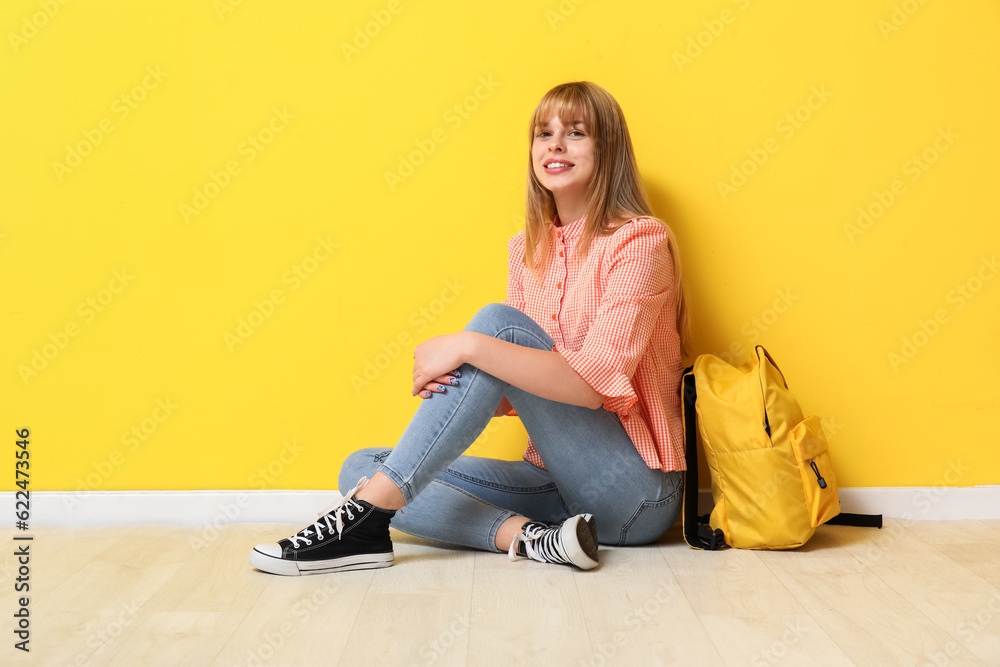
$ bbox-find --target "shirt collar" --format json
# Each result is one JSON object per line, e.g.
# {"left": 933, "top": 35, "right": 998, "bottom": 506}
{"left": 552, "top": 214, "right": 587, "bottom": 241}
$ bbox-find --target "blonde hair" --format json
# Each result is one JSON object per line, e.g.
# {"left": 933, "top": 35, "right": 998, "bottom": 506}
{"left": 523, "top": 81, "right": 690, "bottom": 356}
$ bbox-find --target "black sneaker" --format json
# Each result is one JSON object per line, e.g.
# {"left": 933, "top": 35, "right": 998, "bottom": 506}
{"left": 507, "top": 514, "right": 599, "bottom": 570}
{"left": 249, "top": 477, "right": 395, "bottom": 576}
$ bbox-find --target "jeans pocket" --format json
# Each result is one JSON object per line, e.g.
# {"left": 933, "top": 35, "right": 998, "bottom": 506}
{"left": 618, "top": 479, "right": 683, "bottom": 546}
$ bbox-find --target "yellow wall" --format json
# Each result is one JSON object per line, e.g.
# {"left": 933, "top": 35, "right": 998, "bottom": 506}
{"left": 3, "top": 1, "right": 997, "bottom": 492}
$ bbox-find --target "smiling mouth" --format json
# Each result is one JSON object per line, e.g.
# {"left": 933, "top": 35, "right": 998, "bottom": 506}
{"left": 544, "top": 161, "right": 574, "bottom": 170}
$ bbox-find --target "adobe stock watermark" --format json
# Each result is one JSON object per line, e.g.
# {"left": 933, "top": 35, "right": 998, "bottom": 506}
{"left": 710, "top": 288, "right": 799, "bottom": 366}
{"left": 68, "top": 598, "right": 143, "bottom": 667}
{"left": 749, "top": 618, "right": 810, "bottom": 667}
{"left": 673, "top": 0, "right": 753, "bottom": 73}
{"left": 384, "top": 76, "right": 501, "bottom": 192}
{"left": 844, "top": 127, "right": 959, "bottom": 243}
{"left": 51, "top": 66, "right": 168, "bottom": 182}
{"left": 223, "top": 235, "right": 338, "bottom": 352}
{"left": 849, "top": 458, "right": 968, "bottom": 573}
{"left": 214, "top": 0, "right": 247, "bottom": 21}
{"left": 716, "top": 85, "right": 832, "bottom": 201}
{"left": 190, "top": 438, "right": 306, "bottom": 553}
{"left": 878, "top": 0, "right": 931, "bottom": 40}
{"left": 62, "top": 397, "right": 179, "bottom": 513}
{"left": 349, "top": 278, "right": 466, "bottom": 394}
{"left": 887, "top": 255, "right": 997, "bottom": 372}
{"left": 243, "top": 575, "right": 347, "bottom": 665}
{"left": 247, "top": 438, "right": 306, "bottom": 489}
{"left": 920, "top": 589, "right": 1000, "bottom": 666}
{"left": 8, "top": 0, "right": 71, "bottom": 53}
{"left": 580, "top": 580, "right": 683, "bottom": 667}
{"left": 544, "top": 0, "right": 589, "bottom": 30}
{"left": 179, "top": 107, "right": 294, "bottom": 223}
{"left": 405, "top": 609, "right": 480, "bottom": 667}
{"left": 340, "top": 0, "right": 409, "bottom": 62}
{"left": 17, "top": 268, "right": 134, "bottom": 385}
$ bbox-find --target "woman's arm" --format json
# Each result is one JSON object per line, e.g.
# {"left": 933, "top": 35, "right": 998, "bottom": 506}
{"left": 412, "top": 331, "right": 605, "bottom": 409}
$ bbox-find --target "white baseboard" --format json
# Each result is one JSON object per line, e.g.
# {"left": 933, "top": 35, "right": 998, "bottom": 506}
{"left": 10, "top": 490, "right": 345, "bottom": 528}
{"left": 5, "top": 486, "right": 999, "bottom": 527}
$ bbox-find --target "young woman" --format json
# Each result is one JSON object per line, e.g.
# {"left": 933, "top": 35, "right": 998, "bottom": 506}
{"left": 250, "top": 81, "right": 689, "bottom": 575}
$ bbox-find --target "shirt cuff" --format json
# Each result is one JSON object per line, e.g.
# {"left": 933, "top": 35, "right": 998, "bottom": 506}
{"left": 554, "top": 343, "right": 638, "bottom": 414}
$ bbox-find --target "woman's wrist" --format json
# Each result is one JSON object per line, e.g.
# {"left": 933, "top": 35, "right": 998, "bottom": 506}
{"left": 459, "top": 331, "right": 485, "bottom": 368}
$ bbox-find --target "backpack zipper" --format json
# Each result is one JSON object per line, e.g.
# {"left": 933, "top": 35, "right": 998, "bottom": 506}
{"left": 809, "top": 459, "right": 827, "bottom": 489}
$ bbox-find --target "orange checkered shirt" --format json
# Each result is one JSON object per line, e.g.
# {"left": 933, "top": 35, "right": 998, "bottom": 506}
{"left": 504, "top": 215, "right": 686, "bottom": 472}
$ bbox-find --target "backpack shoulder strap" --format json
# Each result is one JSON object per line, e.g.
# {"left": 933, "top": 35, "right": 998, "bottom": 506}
{"left": 681, "top": 367, "right": 726, "bottom": 550}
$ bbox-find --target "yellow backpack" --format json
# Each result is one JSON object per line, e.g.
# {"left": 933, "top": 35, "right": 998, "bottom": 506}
{"left": 681, "top": 346, "right": 879, "bottom": 550}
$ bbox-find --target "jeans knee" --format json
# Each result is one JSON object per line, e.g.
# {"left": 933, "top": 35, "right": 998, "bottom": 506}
{"left": 338, "top": 448, "right": 391, "bottom": 491}
{"left": 464, "top": 303, "right": 523, "bottom": 335}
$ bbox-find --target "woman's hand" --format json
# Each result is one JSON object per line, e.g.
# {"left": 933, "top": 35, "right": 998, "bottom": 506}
{"left": 412, "top": 332, "right": 471, "bottom": 398}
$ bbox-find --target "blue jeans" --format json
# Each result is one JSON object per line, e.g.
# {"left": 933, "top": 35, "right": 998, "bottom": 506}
{"left": 338, "top": 303, "right": 683, "bottom": 552}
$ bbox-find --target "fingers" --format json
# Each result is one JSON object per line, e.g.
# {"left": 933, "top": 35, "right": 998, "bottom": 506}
{"left": 414, "top": 372, "right": 461, "bottom": 399}
{"left": 416, "top": 381, "right": 449, "bottom": 399}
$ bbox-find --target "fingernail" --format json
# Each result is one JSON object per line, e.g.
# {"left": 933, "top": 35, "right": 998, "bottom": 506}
{"left": 449, "top": 378, "right": 459, "bottom": 386}
{"left": 423, "top": 391, "right": 432, "bottom": 398}
{"left": 437, "top": 385, "right": 447, "bottom": 392}
{"left": 453, "top": 370, "right": 462, "bottom": 378}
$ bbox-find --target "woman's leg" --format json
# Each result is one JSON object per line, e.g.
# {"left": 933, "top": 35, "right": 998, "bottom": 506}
{"left": 340, "top": 448, "right": 568, "bottom": 553}
{"left": 250, "top": 303, "right": 680, "bottom": 575}
{"left": 363, "top": 303, "right": 682, "bottom": 546}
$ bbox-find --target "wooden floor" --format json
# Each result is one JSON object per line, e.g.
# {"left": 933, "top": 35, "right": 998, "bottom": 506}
{"left": 2, "top": 519, "right": 999, "bottom": 666}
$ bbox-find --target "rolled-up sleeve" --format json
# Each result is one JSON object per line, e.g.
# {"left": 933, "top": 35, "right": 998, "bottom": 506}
{"left": 504, "top": 232, "right": 527, "bottom": 312}
{"left": 554, "top": 220, "right": 672, "bottom": 414}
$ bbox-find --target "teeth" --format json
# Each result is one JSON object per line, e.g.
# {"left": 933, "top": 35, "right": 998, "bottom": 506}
{"left": 546, "top": 162, "right": 571, "bottom": 168}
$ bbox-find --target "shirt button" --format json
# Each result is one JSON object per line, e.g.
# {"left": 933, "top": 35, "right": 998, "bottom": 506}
{"left": 559, "top": 250, "right": 564, "bottom": 257}
{"left": 551, "top": 314, "right": 557, "bottom": 321}
{"left": 556, "top": 282, "right": 562, "bottom": 288}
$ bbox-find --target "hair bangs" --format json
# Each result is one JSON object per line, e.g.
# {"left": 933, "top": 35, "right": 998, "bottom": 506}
{"left": 530, "top": 84, "right": 595, "bottom": 138}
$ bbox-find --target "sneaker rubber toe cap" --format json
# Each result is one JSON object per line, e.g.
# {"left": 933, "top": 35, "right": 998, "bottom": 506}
{"left": 253, "top": 543, "right": 282, "bottom": 558}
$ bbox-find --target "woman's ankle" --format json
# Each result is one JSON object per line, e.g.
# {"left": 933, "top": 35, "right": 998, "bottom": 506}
{"left": 495, "top": 515, "right": 530, "bottom": 551}
{"left": 354, "top": 472, "right": 406, "bottom": 511}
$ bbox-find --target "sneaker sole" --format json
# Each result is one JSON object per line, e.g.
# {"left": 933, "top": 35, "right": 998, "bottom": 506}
{"left": 566, "top": 514, "right": 599, "bottom": 570}
{"left": 249, "top": 549, "right": 393, "bottom": 576}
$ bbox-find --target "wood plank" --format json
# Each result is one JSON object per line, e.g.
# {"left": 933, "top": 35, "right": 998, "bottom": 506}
{"left": 0, "top": 526, "right": 126, "bottom": 600}
{"left": 5, "top": 525, "right": 194, "bottom": 665}
{"left": 699, "top": 613, "right": 854, "bottom": 667}
{"left": 576, "top": 544, "right": 725, "bottom": 666}
{"left": 823, "top": 523, "right": 996, "bottom": 664}
{"left": 931, "top": 542, "right": 1000, "bottom": 589}
{"left": 142, "top": 522, "right": 277, "bottom": 613}
{"left": 660, "top": 541, "right": 806, "bottom": 616}
{"left": 99, "top": 610, "right": 245, "bottom": 666}
{"left": 468, "top": 548, "right": 593, "bottom": 666}
{"left": 903, "top": 520, "right": 998, "bottom": 545}
{"left": 210, "top": 566, "right": 375, "bottom": 666}
{"left": 760, "top": 552, "right": 987, "bottom": 665}
{"left": 5, "top": 519, "right": 997, "bottom": 666}
{"left": 339, "top": 531, "right": 476, "bottom": 666}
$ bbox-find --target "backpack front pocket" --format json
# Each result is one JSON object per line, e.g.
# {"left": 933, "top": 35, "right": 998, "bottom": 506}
{"left": 789, "top": 415, "right": 841, "bottom": 527}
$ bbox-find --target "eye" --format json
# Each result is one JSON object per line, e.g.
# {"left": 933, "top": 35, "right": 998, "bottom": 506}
{"left": 535, "top": 130, "right": 551, "bottom": 139}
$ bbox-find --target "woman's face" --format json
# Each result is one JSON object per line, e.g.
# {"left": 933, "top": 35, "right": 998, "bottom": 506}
{"left": 531, "top": 112, "right": 596, "bottom": 206}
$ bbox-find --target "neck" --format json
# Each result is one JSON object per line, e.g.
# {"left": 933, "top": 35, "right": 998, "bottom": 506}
{"left": 554, "top": 196, "right": 587, "bottom": 227}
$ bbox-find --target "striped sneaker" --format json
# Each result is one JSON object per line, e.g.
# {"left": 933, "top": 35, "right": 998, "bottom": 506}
{"left": 249, "top": 477, "right": 395, "bottom": 576}
{"left": 508, "top": 514, "right": 599, "bottom": 570}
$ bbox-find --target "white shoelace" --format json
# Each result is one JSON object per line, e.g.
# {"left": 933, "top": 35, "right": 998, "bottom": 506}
{"left": 508, "top": 521, "right": 570, "bottom": 565}
{"left": 287, "top": 477, "right": 369, "bottom": 549}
